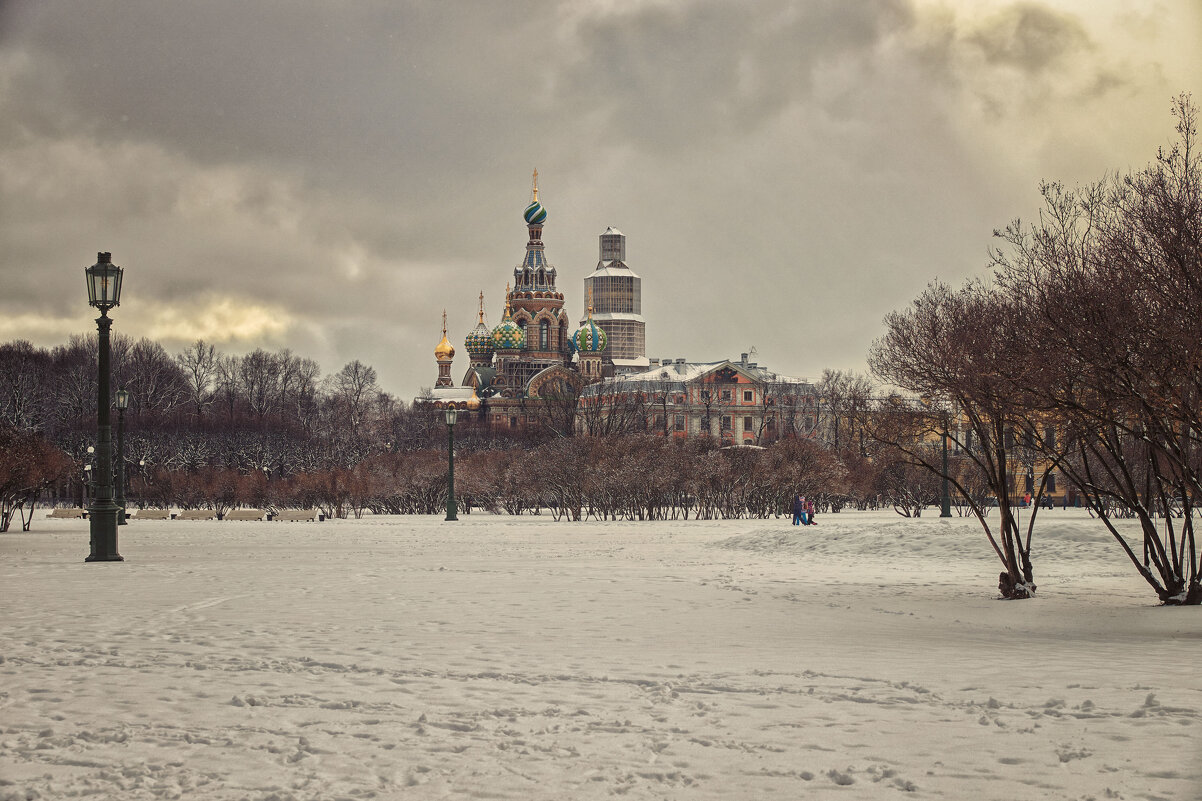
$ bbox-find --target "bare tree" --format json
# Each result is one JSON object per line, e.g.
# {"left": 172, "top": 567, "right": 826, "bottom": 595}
{"left": 124, "top": 338, "right": 187, "bottom": 419}
{"left": 239, "top": 349, "right": 280, "bottom": 424}
{"left": 176, "top": 339, "right": 217, "bottom": 420}
{"left": 0, "top": 341, "right": 52, "bottom": 432}
{"left": 870, "top": 281, "right": 1038, "bottom": 599}
{"left": 992, "top": 94, "right": 1202, "bottom": 604}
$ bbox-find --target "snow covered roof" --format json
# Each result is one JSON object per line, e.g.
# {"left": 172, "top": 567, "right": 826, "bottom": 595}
{"left": 415, "top": 386, "right": 476, "bottom": 406}
{"left": 589, "top": 263, "right": 640, "bottom": 278}
{"left": 587, "top": 312, "right": 646, "bottom": 323}
{"left": 581, "top": 359, "right": 814, "bottom": 395}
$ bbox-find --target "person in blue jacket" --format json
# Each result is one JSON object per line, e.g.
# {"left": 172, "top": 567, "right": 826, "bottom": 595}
{"left": 793, "top": 494, "right": 807, "bottom": 526}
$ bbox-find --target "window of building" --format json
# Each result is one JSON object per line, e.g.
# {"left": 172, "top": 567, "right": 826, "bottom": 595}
{"left": 540, "top": 320, "right": 549, "bottom": 350}
{"left": 721, "top": 416, "right": 732, "bottom": 431}
{"left": 720, "top": 389, "right": 732, "bottom": 402}
{"left": 743, "top": 390, "right": 753, "bottom": 402}
{"left": 701, "top": 390, "right": 710, "bottom": 401}
{"left": 1044, "top": 427, "right": 1056, "bottom": 449}
{"left": 674, "top": 414, "right": 685, "bottom": 431}
{"left": 1047, "top": 473, "right": 1057, "bottom": 493}
{"left": 701, "top": 416, "right": 710, "bottom": 433}
{"left": 743, "top": 416, "right": 753, "bottom": 431}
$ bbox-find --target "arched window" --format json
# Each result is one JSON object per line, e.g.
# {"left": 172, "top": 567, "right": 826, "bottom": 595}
{"left": 540, "top": 320, "right": 550, "bottom": 350}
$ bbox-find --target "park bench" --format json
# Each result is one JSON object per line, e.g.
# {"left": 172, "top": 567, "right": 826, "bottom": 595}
{"left": 47, "top": 508, "right": 86, "bottom": 519}
{"left": 133, "top": 509, "right": 172, "bottom": 520}
{"left": 224, "top": 509, "right": 266, "bottom": 521}
{"left": 176, "top": 509, "right": 216, "bottom": 521}
{"left": 269, "top": 509, "right": 323, "bottom": 522}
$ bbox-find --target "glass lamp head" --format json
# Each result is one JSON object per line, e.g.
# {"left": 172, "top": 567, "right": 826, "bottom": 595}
{"left": 85, "top": 252, "right": 124, "bottom": 311}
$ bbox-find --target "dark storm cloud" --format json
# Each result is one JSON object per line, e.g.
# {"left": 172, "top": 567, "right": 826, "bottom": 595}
{"left": 557, "top": 0, "right": 913, "bottom": 148}
{"left": 966, "top": 3, "right": 1090, "bottom": 74}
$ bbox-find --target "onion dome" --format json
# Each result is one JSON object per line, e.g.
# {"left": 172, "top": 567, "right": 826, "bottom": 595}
{"left": 464, "top": 292, "right": 494, "bottom": 358}
{"left": 492, "top": 286, "right": 526, "bottom": 350}
{"left": 465, "top": 322, "right": 493, "bottom": 357}
{"left": 524, "top": 168, "right": 547, "bottom": 225}
{"left": 574, "top": 317, "right": 607, "bottom": 353}
{"left": 574, "top": 292, "right": 607, "bottom": 353}
{"left": 434, "top": 310, "right": 455, "bottom": 360}
{"left": 524, "top": 200, "right": 547, "bottom": 226}
{"left": 466, "top": 388, "right": 481, "bottom": 411}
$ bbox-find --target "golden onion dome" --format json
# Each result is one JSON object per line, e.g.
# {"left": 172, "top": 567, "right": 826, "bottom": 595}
{"left": 466, "top": 388, "right": 481, "bottom": 411}
{"left": 434, "top": 334, "right": 455, "bottom": 361}
{"left": 434, "top": 310, "right": 455, "bottom": 361}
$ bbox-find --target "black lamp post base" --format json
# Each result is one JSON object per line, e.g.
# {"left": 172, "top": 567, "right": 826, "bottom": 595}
{"left": 86, "top": 506, "right": 123, "bottom": 562}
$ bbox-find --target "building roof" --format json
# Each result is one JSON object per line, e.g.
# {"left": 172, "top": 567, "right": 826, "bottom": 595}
{"left": 587, "top": 311, "right": 646, "bottom": 323}
{"left": 588, "top": 263, "right": 640, "bottom": 278}
{"left": 580, "top": 359, "right": 813, "bottom": 397}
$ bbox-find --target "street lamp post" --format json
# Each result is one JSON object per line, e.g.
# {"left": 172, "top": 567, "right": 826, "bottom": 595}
{"left": 115, "top": 388, "right": 130, "bottom": 526}
{"left": 445, "top": 407, "right": 458, "bottom": 521}
{"left": 84, "top": 252, "right": 124, "bottom": 562}
{"left": 940, "top": 412, "right": 952, "bottom": 518}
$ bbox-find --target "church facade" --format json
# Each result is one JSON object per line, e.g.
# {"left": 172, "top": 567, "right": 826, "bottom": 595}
{"left": 419, "top": 172, "right": 612, "bottom": 430}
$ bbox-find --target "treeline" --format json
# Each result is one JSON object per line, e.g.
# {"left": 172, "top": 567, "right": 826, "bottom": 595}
{"left": 124, "top": 435, "right": 917, "bottom": 523}
{"left": 3, "top": 328, "right": 939, "bottom": 529}
{"left": 868, "top": 95, "right": 1202, "bottom": 604}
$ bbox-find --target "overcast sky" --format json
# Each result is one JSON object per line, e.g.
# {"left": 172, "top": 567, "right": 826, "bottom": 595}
{"left": 2, "top": 0, "right": 1198, "bottom": 400}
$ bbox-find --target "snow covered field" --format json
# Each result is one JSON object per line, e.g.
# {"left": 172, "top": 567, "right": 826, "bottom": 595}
{"left": 2, "top": 510, "right": 1198, "bottom": 800}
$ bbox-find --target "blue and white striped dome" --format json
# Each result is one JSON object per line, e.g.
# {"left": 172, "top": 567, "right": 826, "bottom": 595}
{"left": 523, "top": 200, "right": 547, "bottom": 226}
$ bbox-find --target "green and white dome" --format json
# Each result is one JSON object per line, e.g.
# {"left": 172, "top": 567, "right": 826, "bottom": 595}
{"left": 573, "top": 317, "right": 607, "bottom": 353}
{"left": 492, "top": 292, "right": 525, "bottom": 351}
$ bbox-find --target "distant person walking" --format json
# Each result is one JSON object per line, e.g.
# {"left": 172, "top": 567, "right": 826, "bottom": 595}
{"left": 805, "top": 498, "right": 817, "bottom": 525}
{"left": 792, "top": 494, "right": 805, "bottom": 526}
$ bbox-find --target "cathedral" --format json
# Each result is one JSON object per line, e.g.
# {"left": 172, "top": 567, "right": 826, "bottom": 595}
{"left": 422, "top": 172, "right": 631, "bottom": 427}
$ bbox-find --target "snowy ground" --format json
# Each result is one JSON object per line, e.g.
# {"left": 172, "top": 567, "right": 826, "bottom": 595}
{"left": 1, "top": 509, "right": 1198, "bottom": 800}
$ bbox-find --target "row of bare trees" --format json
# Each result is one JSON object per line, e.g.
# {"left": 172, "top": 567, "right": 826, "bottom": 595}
{"left": 109, "top": 434, "right": 920, "bottom": 523}
{"left": 869, "top": 95, "right": 1202, "bottom": 604}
